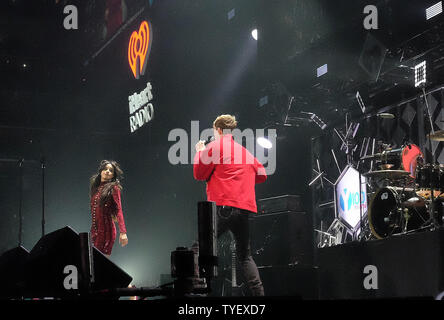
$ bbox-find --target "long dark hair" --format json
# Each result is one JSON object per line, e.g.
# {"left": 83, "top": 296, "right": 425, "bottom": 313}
{"left": 90, "top": 160, "right": 123, "bottom": 206}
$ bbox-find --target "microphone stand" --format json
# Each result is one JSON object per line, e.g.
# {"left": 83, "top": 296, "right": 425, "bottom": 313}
{"left": 18, "top": 158, "right": 24, "bottom": 247}
{"left": 41, "top": 157, "right": 46, "bottom": 237}
{"left": 0, "top": 157, "right": 43, "bottom": 246}
{"left": 358, "top": 171, "right": 364, "bottom": 241}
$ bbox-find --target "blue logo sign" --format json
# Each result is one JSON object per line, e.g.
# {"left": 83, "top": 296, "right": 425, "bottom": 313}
{"left": 339, "top": 188, "right": 366, "bottom": 213}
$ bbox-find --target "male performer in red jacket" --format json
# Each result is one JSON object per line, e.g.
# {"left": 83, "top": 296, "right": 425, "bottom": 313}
{"left": 193, "top": 114, "right": 267, "bottom": 296}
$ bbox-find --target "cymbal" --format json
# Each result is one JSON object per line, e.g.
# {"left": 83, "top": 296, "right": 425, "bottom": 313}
{"left": 363, "top": 170, "right": 410, "bottom": 179}
{"left": 360, "top": 153, "right": 381, "bottom": 160}
{"left": 402, "top": 196, "right": 426, "bottom": 208}
{"left": 360, "top": 148, "right": 403, "bottom": 160}
{"left": 428, "top": 130, "right": 444, "bottom": 141}
{"left": 379, "top": 164, "right": 395, "bottom": 170}
{"left": 416, "top": 189, "right": 444, "bottom": 199}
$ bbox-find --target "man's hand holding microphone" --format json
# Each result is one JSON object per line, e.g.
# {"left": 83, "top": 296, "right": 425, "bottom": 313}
{"left": 195, "top": 136, "right": 214, "bottom": 152}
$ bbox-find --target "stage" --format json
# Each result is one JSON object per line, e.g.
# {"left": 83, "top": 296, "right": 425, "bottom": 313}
{"left": 3, "top": 1, "right": 444, "bottom": 308}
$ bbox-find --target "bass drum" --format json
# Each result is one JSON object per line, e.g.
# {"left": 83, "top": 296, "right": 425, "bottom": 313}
{"left": 368, "top": 187, "right": 430, "bottom": 239}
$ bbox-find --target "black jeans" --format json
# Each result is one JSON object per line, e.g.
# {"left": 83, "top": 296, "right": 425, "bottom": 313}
{"left": 217, "top": 205, "right": 264, "bottom": 296}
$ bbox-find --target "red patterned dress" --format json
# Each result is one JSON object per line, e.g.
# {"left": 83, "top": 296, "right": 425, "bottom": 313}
{"left": 90, "top": 184, "right": 127, "bottom": 255}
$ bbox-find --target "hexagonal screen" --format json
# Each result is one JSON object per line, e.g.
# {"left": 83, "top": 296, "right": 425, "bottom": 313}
{"left": 335, "top": 165, "right": 368, "bottom": 230}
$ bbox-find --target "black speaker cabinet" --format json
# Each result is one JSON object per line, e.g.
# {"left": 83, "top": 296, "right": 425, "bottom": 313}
{"left": 250, "top": 211, "right": 314, "bottom": 267}
{"left": 24, "top": 226, "right": 132, "bottom": 298}
{"left": 258, "top": 265, "right": 319, "bottom": 299}
{"left": 0, "top": 246, "right": 30, "bottom": 298}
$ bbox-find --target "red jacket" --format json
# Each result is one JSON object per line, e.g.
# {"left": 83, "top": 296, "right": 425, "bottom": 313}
{"left": 90, "top": 185, "right": 127, "bottom": 234}
{"left": 90, "top": 184, "right": 127, "bottom": 255}
{"left": 193, "top": 134, "right": 267, "bottom": 213}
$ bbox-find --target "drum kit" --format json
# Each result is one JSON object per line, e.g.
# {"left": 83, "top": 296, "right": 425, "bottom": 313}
{"left": 363, "top": 131, "right": 444, "bottom": 239}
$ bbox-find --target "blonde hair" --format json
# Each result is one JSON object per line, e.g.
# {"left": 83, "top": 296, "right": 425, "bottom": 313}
{"left": 213, "top": 114, "right": 238, "bottom": 131}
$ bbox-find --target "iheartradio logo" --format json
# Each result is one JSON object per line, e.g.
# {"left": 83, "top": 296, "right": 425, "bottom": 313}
{"left": 128, "top": 21, "right": 153, "bottom": 79}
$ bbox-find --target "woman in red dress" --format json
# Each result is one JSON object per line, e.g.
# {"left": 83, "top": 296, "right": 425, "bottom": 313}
{"left": 90, "top": 160, "right": 128, "bottom": 256}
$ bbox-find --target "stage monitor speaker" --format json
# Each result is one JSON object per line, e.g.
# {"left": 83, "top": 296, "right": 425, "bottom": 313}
{"left": 24, "top": 226, "right": 132, "bottom": 298}
{"left": 250, "top": 211, "right": 314, "bottom": 267}
{"left": 258, "top": 195, "right": 303, "bottom": 214}
{"left": 0, "top": 246, "right": 30, "bottom": 298}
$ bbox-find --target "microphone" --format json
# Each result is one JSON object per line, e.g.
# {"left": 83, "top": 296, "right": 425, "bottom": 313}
{"left": 204, "top": 136, "right": 215, "bottom": 146}
{"left": 377, "top": 113, "right": 395, "bottom": 119}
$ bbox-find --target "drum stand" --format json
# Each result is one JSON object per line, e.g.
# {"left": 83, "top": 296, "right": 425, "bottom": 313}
{"left": 422, "top": 87, "right": 439, "bottom": 230}
{"left": 401, "top": 205, "right": 410, "bottom": 234}
{"left": 398, "top": 185, "right": 410, "bottom": 235}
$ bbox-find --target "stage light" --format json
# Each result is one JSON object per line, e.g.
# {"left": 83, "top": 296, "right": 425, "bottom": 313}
{"left": 301, "top": 111, "right": 327, "bottom": 130}
{"left": 257, "top": 137, "right": 273, "bottom": 149}
{"left": 317, "top": 64, "right": 328, "bottom": 77}
{"left": 251, "top": 29, "right": 258, "bottom": 40}
{"left": 415, "top": 61, "right": 426, "bottom": 87}
{"left": 356, "top": 91, "right": 366, "bottom": 113}
{"left": 258, "top": 95, "right": 268, "bottom": 108}
{"left": 227, "top": 8, "right": 235, "bottom": 20}
{"left": 426, "top": 1, "right": 442, "bottom": 20}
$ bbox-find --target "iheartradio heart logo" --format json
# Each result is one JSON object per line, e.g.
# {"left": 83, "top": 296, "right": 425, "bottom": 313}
{"left": 128, "top": 21, "right": 152, "bottom": 79}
